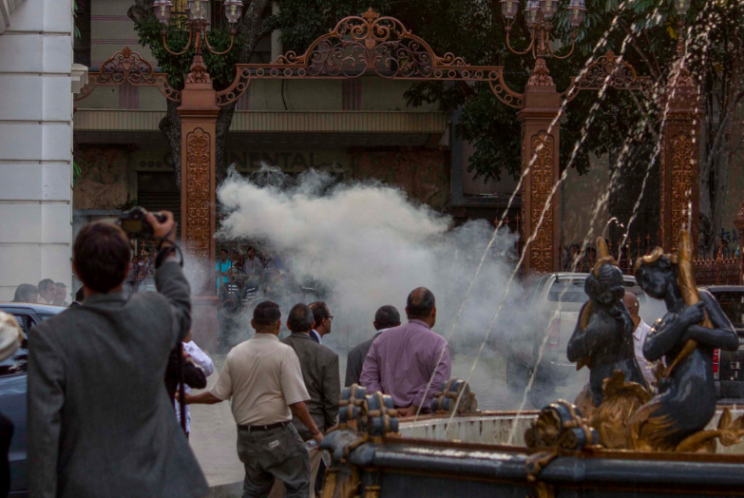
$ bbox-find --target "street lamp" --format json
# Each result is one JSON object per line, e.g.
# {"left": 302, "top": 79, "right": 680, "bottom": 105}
{"left": 156, "top": 0, "right": 244, "bottom": 57}
{"left": 672, "top": 0, "right": 691, "bottom": 54}
{"left": 501, "top": 0, "right": 586, "bottom": 59}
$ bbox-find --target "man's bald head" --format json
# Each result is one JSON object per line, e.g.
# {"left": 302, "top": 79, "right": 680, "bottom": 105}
{"left": 623, "top": 291, "right": 640, "bottom": 318}
{"left": 406, "top": 287, "right": 436, "bottom": 320}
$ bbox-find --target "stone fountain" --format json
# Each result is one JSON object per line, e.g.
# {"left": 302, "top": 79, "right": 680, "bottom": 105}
{"left": 319, "top": 230, "right": 744, "bottom": 498}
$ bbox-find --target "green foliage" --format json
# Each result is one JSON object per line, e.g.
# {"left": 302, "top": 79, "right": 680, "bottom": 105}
{"left": 73, "top": 0, "right": 81, "bottom": 39}
{"left": 265, "top": 0, "right": 392, "bottom": 53}
{"left": 132, "top": 15, "right": 249, "bottom": 89}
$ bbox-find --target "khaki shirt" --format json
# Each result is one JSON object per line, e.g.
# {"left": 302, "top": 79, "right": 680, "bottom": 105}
{"left": 211, "top": 333, "right": 309, "bottom": 426}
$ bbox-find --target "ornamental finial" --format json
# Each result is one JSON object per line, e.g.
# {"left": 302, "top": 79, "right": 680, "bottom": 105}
{"left": 361, "top": 7, "right": 379, "bottom": 22}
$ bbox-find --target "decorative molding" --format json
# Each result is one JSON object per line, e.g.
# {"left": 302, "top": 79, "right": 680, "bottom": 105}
{"left": 529, "top": 130, "right": 555, "bottom": 273}
{"left": 669, "top": 132, "right": 694, "bottom": 253}
{"left": 186, "top": 54, "right": 212, "bottom": 84}
{"left": 185, "top": 128, "right": 211, "bottom": 263}
{"left": 527, "top": 58, "right": 554, "bottom": 87}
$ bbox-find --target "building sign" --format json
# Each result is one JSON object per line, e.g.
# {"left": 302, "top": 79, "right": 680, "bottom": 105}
{"left": 228, "top": 150, "right": 349, "bottom": 173}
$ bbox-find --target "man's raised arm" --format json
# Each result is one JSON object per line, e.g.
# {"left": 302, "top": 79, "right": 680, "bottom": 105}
{"left": 148, "top": 211, "right": 191, "bottom": 343}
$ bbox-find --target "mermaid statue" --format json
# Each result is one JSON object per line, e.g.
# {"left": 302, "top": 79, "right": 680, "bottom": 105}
{"left": 629, "top": 230, "right": 739, "bottom": 451}
{"left": 567, "top": 238, "right": 647, "bottom": 416}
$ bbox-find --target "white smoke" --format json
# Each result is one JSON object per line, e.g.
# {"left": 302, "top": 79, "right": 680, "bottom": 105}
{"left": 216, "top": 166, "right": 523, "bottom": 352}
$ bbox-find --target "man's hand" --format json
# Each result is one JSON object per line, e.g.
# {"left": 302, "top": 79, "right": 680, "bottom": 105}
{"left": 312, "top": 431, "right": 324, "bottom": 445}
{"left": 146, "top": 210, "right": 176, "bottom": 244}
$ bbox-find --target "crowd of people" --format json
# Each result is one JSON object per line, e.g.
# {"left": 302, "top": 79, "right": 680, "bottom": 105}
{"left": 22, "top": 211, "right": 453, "bottom": 498}
{"left": 12, "top": 279, "right": 79, "bottom": 306}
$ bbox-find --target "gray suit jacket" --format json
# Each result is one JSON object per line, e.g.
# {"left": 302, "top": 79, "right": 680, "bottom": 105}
{"left": 281, "top": 333, "right": 340, "bottom": 440}
{"left": 28, "top": 262, "right": 209, "bottom": 498}
{"left": 344, "top": 332, "right": 382, "bottom": 387}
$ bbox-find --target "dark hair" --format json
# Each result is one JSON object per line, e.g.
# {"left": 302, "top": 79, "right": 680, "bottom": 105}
{"left": 374, "top": 305, "right": 401, "bottom": 330}
{"left": 13, "top": 284, "right": 37, "bottom": 303}
{"left": 308, "top": 301, "right": 330, "bottom": 326}
{"left": 406, "top": 287, "right": 436, "bottom": 319}
{"left": 75, "top": 287, "right": 85, "bottom": 303}
{"left": 73, "top": 222, "right": 132, "bottom": 293}
{"left": 288, "top": 303, "right": 315, "bottom": 333}
{"left": 220, "top": 248, "right": 229, "bottom": 254}
{"left": 253, "top": 301, "right": 281, "bottom": 328}
{"left": 38, "top": 279, "right": 54, "bottom": 294}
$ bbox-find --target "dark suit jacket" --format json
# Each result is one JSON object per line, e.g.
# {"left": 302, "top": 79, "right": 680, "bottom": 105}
{"left": 28, "top": 262, "right": 209, "bottom": 498}
{"left": 344, "top": 332, "right": 382, "bottom": 387}
{"left": 282, "top": 333, "right": 340, "bottom": 440}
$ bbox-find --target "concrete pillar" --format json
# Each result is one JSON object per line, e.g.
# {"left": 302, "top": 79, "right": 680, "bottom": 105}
{"left": 518, "top": 57, "right": 561, "bottom": 274}
{"left": 659, "top": 59, "right": 701, "bottom": 253}
{"left": 0, "top": 0, "right": 76, "bottom": 300}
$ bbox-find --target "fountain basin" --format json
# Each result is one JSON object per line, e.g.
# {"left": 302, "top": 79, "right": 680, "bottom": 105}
{"left": 322, "top": 406, "right": 744, "bottom": 497}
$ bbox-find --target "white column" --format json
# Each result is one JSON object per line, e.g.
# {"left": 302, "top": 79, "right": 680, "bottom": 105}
{"left": 0, "top": 0, "right": 75, "bottom": 301}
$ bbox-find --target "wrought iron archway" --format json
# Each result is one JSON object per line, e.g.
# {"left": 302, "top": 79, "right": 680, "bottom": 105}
{"left": 215, "top": 8, "right": 524, "bottom": 108}
{"left": 75, "top": 46, "right": 181, "bottom": 102}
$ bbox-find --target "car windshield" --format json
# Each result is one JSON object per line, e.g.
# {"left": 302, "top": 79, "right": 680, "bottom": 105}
{"left": 710, "top": 291, "right": 744, "bottom": 328}
{"left": 547, "top": 279, "right": 645, "bottom": 303}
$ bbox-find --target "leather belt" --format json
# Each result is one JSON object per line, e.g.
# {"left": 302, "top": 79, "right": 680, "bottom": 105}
{"left": 238, "top": 421, "right": 289, "bottom": 432}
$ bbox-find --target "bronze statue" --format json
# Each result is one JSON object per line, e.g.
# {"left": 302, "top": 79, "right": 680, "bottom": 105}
{"left": 567, "top": 238, "right": 647, "bottom": 411}
{"left": 629, "top": 230, "right": 739, "bottom": 451}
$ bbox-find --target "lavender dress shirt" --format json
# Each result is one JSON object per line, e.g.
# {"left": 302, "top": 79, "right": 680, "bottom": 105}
{"left": 360, "top": 319, "right": 451, "bottom": 408}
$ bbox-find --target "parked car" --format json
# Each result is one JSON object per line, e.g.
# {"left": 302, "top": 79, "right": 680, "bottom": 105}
{"left": 0, "top": 302, "right": 65, "bottom": 497}
{"left": 700, "top": 286, "right": 744, "bottom": 403}
{"left": 505, "top": 272, "right": 665, "bottom": 408}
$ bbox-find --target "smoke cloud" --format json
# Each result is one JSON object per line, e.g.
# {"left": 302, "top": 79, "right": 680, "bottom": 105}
{"left": 216, "top": 167, "right": 523, "bottom": 352}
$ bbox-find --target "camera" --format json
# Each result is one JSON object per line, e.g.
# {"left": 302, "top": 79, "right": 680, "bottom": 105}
{"left": 118, "top": 207, "right": 167, "bottom": 238}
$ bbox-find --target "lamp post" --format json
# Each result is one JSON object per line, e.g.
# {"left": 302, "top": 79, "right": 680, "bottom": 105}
{"left": 153, "top": 0, "right": 244, "bottom": 289}
{"left": 500, "top": 0, "right": 586, "bottom": 59}
{"left": 154, "top": 0, "right": 243, "bottom": 83}
{"left": 497, "top": 0, "right": 586, "bottom": 273}
{"left": 659, "top": 0, "right": 700, "bottom": 254}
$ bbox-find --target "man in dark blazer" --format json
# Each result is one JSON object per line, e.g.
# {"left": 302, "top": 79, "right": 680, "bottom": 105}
{"left": 282, "top": 304, "right": 340, "bottom": 498}
{"left": 28, "top": 213, "right": 209, "bottom": 498}
{"left": 344, "top": 305, "right": 401, "bottom": 387}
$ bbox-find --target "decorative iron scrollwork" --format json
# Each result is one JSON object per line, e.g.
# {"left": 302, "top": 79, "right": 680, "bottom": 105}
{"left": 75, "top": 47, "right": 181, "bottom": 102}
{"left": 230, "top": 8, "right": 522, "bottom": 109}
{"left": 562, "top": 51, "right": 650, "bottom": 102}
{"left": 216, "top": 67, "right": 251, "bottom": 106}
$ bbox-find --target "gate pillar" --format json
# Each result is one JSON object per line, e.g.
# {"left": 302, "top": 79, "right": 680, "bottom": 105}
{"left": 660, "top": 59, "right": 701, "bottom": 253}
{"left": 518, "top": 58, "right": 561, "bottom": 273}
{"left": 178, "top": 60, "right": 219, "bottom": 293}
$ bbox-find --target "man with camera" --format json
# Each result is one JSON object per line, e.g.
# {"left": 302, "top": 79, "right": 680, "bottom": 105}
{"left": 28, "top": 211, "right": 209, "bottom": 498}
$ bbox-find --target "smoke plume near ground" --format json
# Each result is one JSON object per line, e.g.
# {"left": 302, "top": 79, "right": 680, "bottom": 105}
{"left": 217, "top": 167, "right": 525, "bottom": 352}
